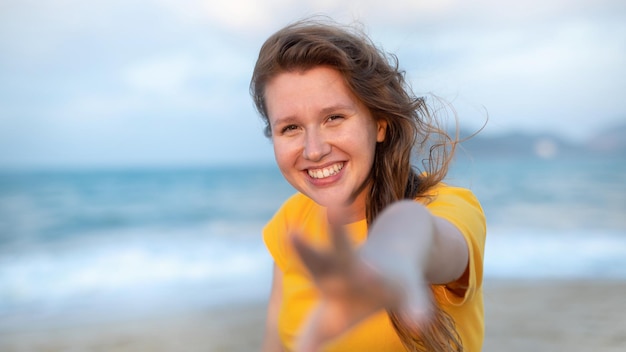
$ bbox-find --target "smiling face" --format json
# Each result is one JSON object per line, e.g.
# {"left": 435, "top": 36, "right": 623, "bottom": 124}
{"left": 264, "top": 66, "right": 387, "bottom": 222}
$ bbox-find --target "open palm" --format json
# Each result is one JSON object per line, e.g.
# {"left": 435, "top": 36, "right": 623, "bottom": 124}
{"left": 291, "top": 222, "right": 431, "bottom": 352}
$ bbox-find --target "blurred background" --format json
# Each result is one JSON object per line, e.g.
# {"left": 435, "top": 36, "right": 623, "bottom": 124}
{"left": 0, "top": 0, "right": 625, "bottom": 349}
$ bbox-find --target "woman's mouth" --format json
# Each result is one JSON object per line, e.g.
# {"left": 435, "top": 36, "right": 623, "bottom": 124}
{"left": 307, "top": 162, "right": 344, "bottom": 179}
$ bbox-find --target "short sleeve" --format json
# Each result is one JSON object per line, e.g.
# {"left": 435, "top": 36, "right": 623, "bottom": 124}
{"left": 425, "top": 185, "right": 486, "bottom": 305}
{"left": 263, "top": 192, "right": 316, "bottom": 272}
{"left": 263, "top": 197, "right": 292, "bottom": 272}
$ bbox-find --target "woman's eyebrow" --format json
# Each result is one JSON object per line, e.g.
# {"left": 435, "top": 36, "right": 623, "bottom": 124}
{"left": 272, "top": 103, "right": 356, "bottom": 126}
{"left": 319, "top": 103, "right": 356, "bottom": 115}
{"left": 270, "top": 116, "right": 297, "bottom": 127}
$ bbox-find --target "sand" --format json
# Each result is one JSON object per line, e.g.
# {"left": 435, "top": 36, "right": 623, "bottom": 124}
{"left": 482, "top": 280, "right": 626, "bottom": 352}
{"left": 1, "top": 280, "right": 625, "bottom": 352}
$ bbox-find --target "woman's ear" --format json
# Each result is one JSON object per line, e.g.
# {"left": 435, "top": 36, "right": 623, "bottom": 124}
{"left": 376, "top": 119, "right": 388, "bottom": 142}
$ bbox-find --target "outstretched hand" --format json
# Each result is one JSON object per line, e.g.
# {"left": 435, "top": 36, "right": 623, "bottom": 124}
{"left": 291, "top": 218, "right": 433, "bottom": 352}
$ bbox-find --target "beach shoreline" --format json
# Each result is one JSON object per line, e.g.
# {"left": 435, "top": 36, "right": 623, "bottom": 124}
{"left": 1, "top": 279, "right": 625, "bottom": 352}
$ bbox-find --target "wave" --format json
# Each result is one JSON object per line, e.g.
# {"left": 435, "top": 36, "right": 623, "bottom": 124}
{"left": 485, "top": 227, "right": 626, "bottom": 280}
{"left": 0, "top": 223, "right": 273, "bottom": 320}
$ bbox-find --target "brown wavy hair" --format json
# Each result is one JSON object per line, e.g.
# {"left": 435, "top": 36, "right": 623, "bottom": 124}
{"left": 250, "top": 18, "right": 462, "bottom": 352}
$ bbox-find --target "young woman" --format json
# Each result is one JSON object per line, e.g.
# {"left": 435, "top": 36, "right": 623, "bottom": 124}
{"left": 250, "top": 19, "right": 486, "bottom": 352}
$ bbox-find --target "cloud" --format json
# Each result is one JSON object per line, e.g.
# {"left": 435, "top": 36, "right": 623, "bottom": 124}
{"left": 124, "top": 55, "right": 196, "bottom": 95}
{"left": 409, "top": 12, "right": 626, "bottom": 137}
{"left": 0, "top": 0, "right": 624, "bottom": 167}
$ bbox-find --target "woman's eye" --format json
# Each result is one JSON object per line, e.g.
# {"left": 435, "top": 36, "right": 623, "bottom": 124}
{"left": 281, "top": 124, "right": 298, "bottom": 134}
{"left": 328, "top": 115, "right": 344, "bottom": 122}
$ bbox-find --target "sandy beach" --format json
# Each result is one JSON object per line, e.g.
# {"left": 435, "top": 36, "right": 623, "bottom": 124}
{"left": 1, "top": 280, "right": 625, "bottom": 352}
{"left": 482, "top": 280, "right": 626, "bottom": 352}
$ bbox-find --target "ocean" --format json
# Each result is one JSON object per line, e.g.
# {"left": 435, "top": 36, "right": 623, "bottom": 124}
{"left": 0, "top": 156, "right": 625, "bottom": 329}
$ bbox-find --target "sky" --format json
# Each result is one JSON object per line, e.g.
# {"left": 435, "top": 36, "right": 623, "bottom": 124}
{"left": 0, "top": 0, "right": 624, "bottom": 168}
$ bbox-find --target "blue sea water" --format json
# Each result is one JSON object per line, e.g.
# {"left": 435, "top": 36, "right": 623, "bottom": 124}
{"left": 0, "top": 156, "right": 625, "bottom": 328}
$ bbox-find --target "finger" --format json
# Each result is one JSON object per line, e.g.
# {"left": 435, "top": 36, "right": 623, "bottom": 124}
{"left": 292, "top": 234, "right": 332, "bottom": 277}
{"left": 295, "top": 306, "right": 326, "bottom": 352}
{"left": 297, "top": 302, "right": 352, "bottom": 352}
{"left": 398, "top": 276, "right": 433, "bottom": 327}
{"left": 328, "top": 221, "right": 353, "bottom": 258}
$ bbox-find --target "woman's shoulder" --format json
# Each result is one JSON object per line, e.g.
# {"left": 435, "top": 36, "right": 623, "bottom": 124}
{"left": 422, "top": 182, "right": 486, "bottom": 238}
{"left": 424, "top": 182, "right": 481, "bottom": 204}
{"left": 421, "top": 182, "right": 485, "bottom": 229}
{"left": 272, "top": 192, "right": 323, "bottom": 223}
{"left": 281, "top": 192, "right": 317, "bottom": 210}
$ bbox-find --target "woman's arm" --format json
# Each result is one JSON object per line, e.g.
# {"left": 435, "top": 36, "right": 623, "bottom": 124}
{"left": 364, "top": 199, "right": 469, "bottom": 285}
{"left": 291, "top": 200, "right": 469, "bottom": 352}
{"left": 261, "top": 264, "right": 284, "bottom": 352}
{"left": 360, "top": 200, "right": 469, "bottom": 320}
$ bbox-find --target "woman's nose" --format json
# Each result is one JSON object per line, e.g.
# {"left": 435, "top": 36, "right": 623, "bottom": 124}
{"left": 303, "top": 130, "right": 331, "bottom": 161}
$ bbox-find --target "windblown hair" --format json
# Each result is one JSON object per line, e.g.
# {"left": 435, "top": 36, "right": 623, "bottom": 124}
{"left": 250, "top": 18, "right": 462, "bottom": 352}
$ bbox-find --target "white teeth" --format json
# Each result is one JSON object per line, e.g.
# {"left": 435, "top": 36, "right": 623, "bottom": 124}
{"left": 308, "top": 163, "right": 343, "bottom": 179}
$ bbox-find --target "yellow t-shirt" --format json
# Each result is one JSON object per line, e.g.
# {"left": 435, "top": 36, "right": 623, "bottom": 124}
{"left": 263, "top": 183, "right": 486, "bottom": 351}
